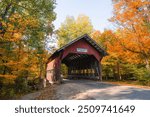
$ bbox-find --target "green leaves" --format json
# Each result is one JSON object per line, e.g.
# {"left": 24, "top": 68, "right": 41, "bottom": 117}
{"left": 0, "top": 0, "right": 56, "bottom": 80}
{"left": 57, "top": 15, "right": 94, "bottom": 47}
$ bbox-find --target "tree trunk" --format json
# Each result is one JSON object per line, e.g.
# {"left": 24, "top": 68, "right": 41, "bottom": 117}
{"left": 145, "top": 58, "right": 150, "bottom": 72}
{"left": 98, "top": 63, "right": 102, "bottom": 81}
{"left": 116, "top": 62, "right": 122, "bottom": 80}
{"left": 112, "top": 67, "right": 116, "bottom": 80}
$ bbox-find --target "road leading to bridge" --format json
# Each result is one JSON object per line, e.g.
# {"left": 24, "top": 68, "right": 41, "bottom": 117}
{"left": 54, "top": 79, "right": 150, "bottom": 100}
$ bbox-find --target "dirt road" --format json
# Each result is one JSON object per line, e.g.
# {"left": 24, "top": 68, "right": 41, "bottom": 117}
{"left": 54, "top": 79, "right": 150, "bottom": 100}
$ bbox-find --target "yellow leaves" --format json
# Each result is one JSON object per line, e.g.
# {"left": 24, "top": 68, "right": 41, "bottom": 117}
{"left": 0, "top": 74, "right": 17, "bottom": 79}
{"left": 58, "top": 15, "right": 93, "bottom": 47}
{"left": 13, "top": 33, "right": 22, "bottom": 40}
{"left": 0, "top": 61, "right": 19, "bottom": 66}
{"left": 0, "top": 1, "right": 55, "bottom": 82}
{"left": 24, "top": 17, "right": 39, "bottom": 28}
{"left": 1, "top": 12, "right": 40, "bottom": 41}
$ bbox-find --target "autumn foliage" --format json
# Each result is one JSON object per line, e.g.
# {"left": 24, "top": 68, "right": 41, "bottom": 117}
{"left": 0, "top": 0, "right": 56, "bottom": 99}
{"left": 0, "top": 0, "right": 150, "bottom": 99}
{"left": 91, "top": 0, "right": 150, "bottom": 84}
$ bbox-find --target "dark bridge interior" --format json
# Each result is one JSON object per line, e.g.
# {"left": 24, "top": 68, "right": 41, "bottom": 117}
{"left": 62, "top": 53, "right": 101, "bottom": 79}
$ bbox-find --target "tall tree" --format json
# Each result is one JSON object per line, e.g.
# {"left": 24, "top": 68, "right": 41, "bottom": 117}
{"left": 57, "top": 15, "right": 93, "bottom": 47}
{"left": 110, "top": 0, "right": 150, "bottom": 70}
{"left": 91, "top": 30, "right": 124, "bottom": 80}
{"left": 0, "top": 0, "right": 56, "bottom": 79}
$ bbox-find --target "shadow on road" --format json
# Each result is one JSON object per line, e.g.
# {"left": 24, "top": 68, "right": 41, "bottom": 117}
{"left": 57, "top": 79, "right": 150, "bottom": 100}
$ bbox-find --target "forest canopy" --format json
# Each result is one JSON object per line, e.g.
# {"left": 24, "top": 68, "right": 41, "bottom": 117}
{"left": 0, "top": 0, "right": 150, "bottom": 99}
{"left": 0, "top": 0, "right": 56, "bottom": 99}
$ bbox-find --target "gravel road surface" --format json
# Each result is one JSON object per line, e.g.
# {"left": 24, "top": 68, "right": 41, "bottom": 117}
{"left": 54, "top": 79, "right": 150, "bottom": 100}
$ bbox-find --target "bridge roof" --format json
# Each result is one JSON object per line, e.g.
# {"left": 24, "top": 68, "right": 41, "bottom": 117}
{"left": 48, "top": 34, "right": 107, "bottom": 62}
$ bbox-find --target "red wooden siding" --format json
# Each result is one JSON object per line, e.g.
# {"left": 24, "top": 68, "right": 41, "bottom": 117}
{"left": 62, "top": 39, "right": 102, "bottom": 61}
{"left": 46, "top": 34, "right": 107, "bottom": 83}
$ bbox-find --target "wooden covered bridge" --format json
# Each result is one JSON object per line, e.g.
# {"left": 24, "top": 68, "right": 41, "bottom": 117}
{"left": 46, "top": 34, "right": 107, "bottom": 84}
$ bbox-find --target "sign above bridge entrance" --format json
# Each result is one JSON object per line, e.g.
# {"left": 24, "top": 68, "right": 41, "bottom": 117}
{"left": 77, "top": 48, "right": 88, "bottom": 53}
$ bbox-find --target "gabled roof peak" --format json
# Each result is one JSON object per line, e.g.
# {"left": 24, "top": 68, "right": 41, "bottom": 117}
{"left": 49, "top": 34, "right": 107, "bottom": 61}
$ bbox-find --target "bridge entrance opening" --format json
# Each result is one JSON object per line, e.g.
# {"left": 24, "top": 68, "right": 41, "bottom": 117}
{"left": 62, "top": 53, "right": 100, "bottom": 79}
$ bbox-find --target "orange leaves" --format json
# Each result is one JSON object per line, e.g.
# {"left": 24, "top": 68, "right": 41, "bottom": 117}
{"left": 0, "top": 0, "right": 56, "bottom": 81}
{"left": 13, "top": 33, "right": 22, "bottom": 40}
{"left": 91, "top": 31, "right": 101, "bottom": 43}
{"left": 112, "top": 0, "right": 149, "bottom": 26}
{"left": 110, "top": 0, "right": 150, "bottom": 69}
{"left": 0, "top": 75, "right": 17, "bottom": 79}
{"left": 1, "top": 13, "right": 39, "bottom": 43}
{"left": 0, "top": 61, "right": 19, "bottom": 66}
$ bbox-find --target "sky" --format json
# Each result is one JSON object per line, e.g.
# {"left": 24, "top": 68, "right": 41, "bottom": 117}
{"left": 53, "top": 0, "right": 114, "bottom": 32}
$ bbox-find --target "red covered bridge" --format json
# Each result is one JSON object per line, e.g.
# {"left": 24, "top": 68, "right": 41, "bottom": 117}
{"left": 46, "top": 34, "right": 107, "bottom": 84}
